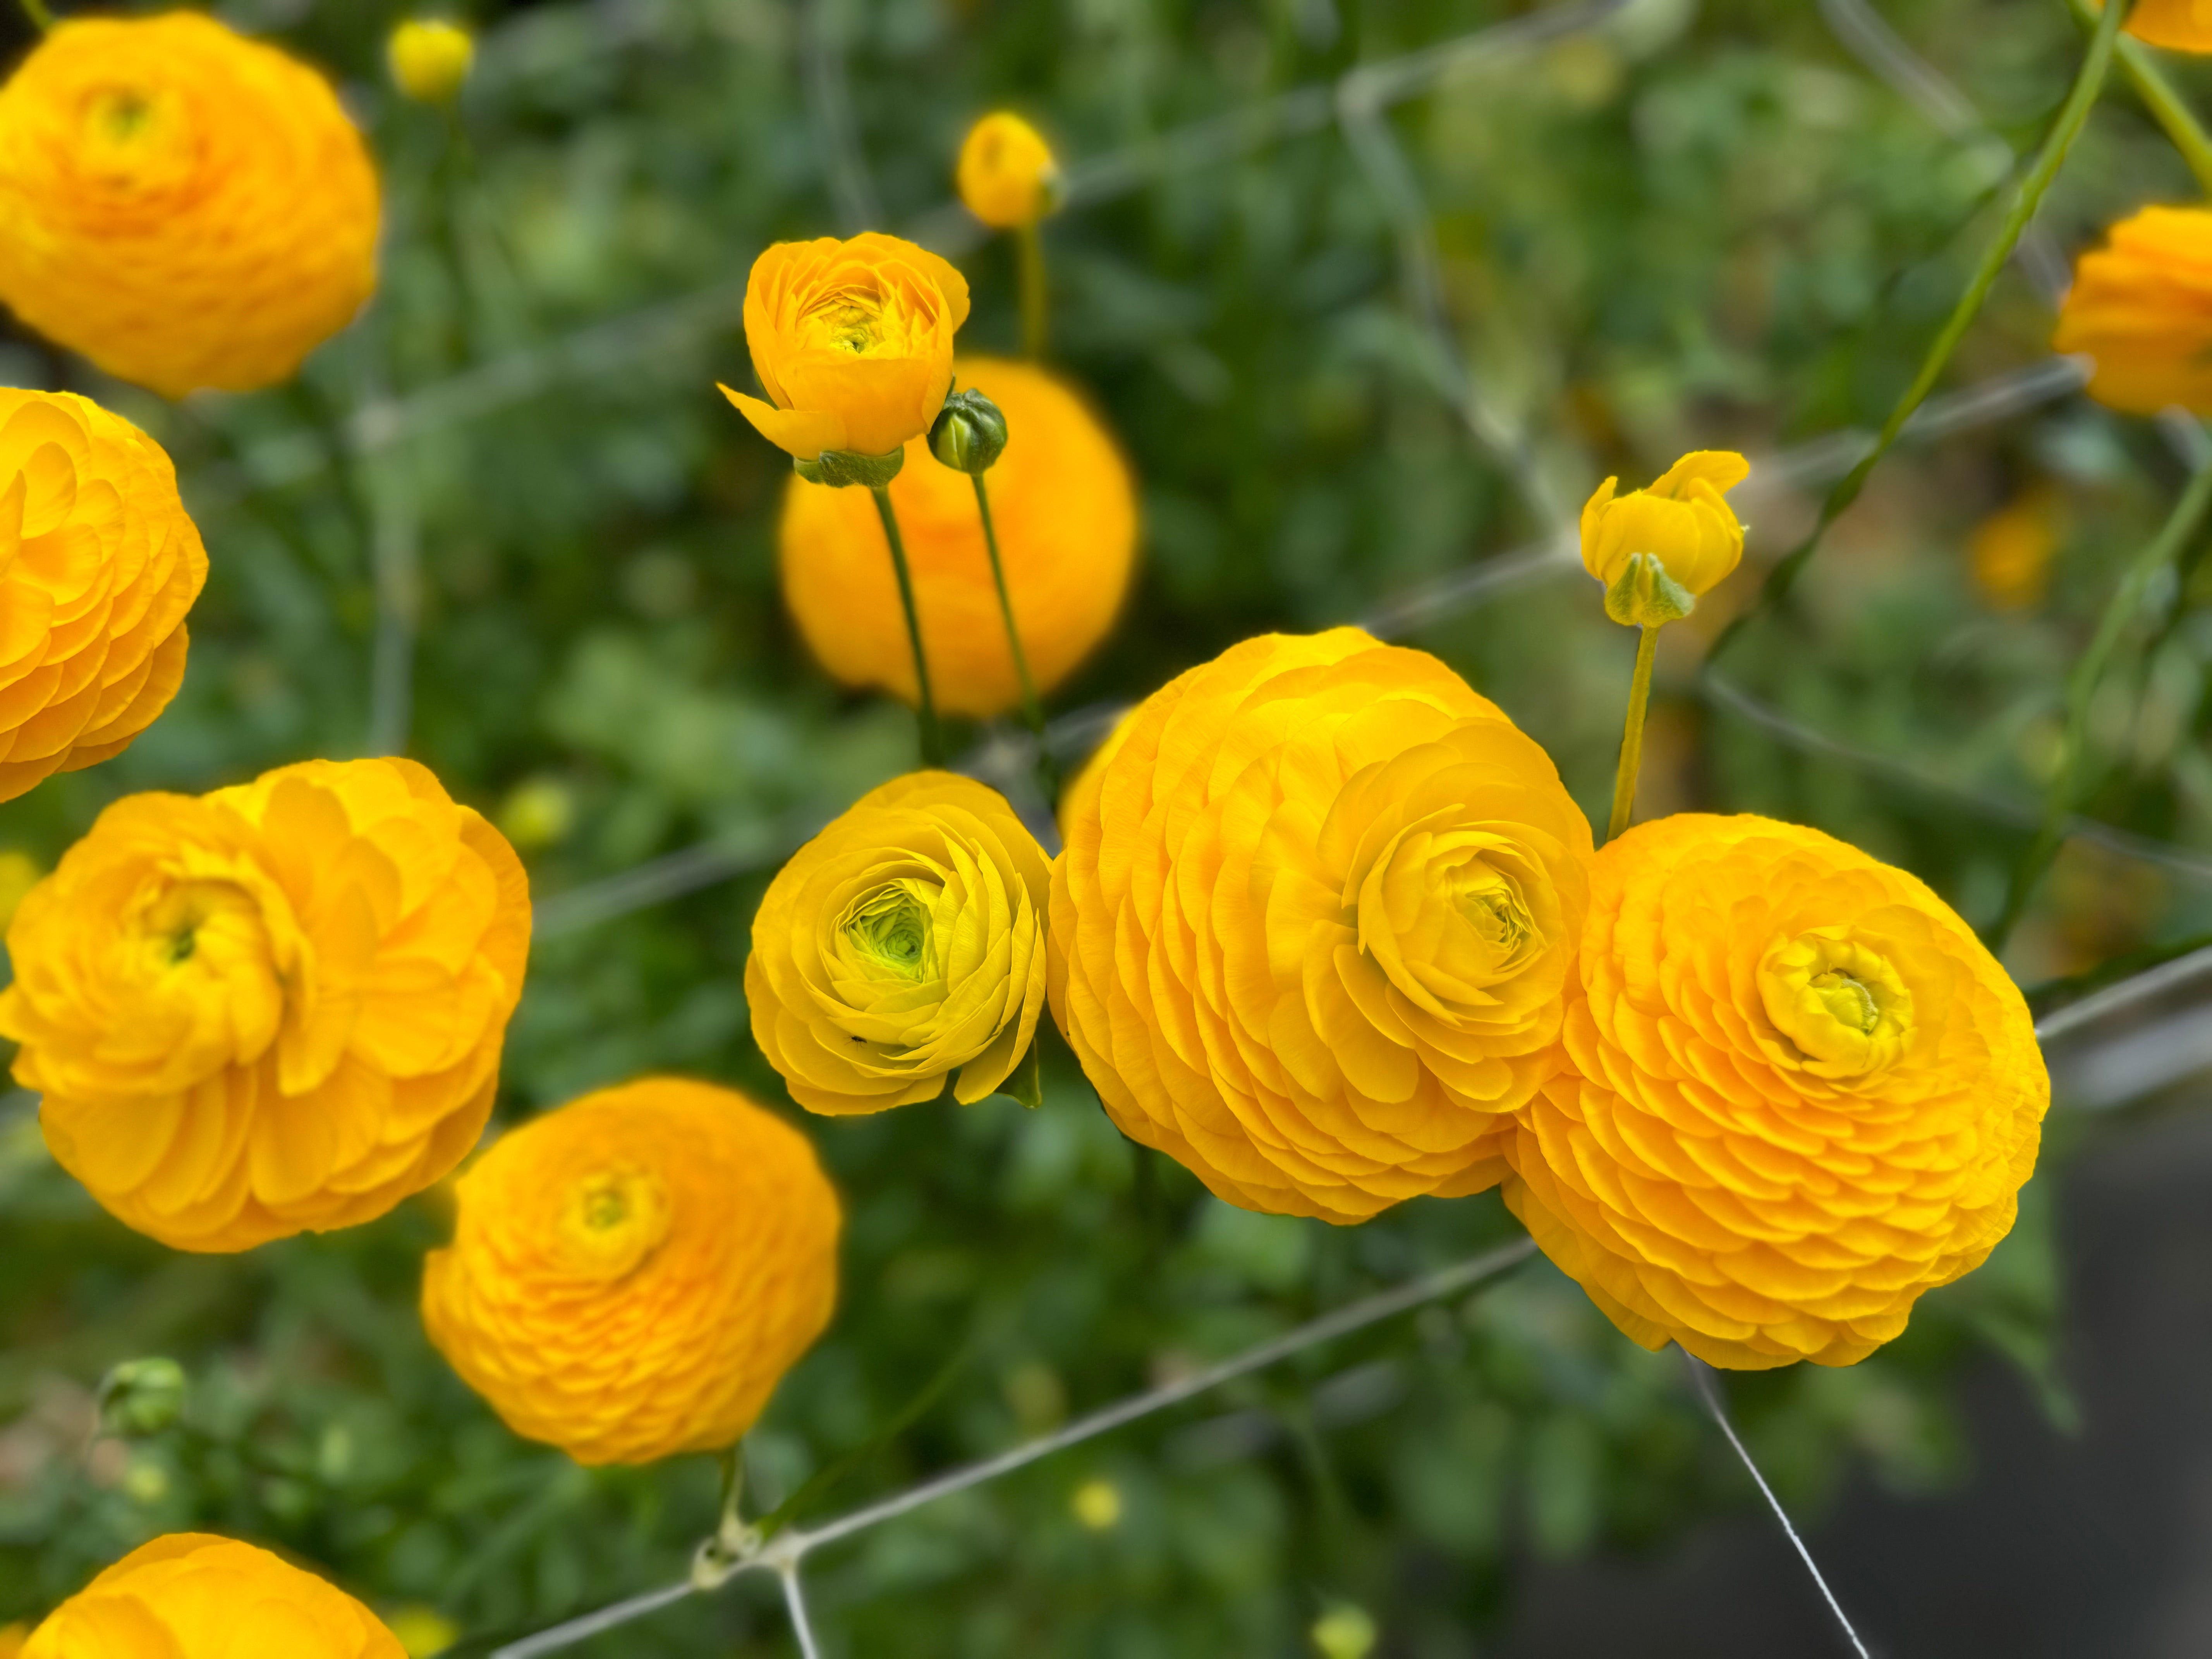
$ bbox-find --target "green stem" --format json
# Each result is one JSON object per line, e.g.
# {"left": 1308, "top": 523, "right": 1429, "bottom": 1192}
{"left": 871, "top": 484, "right": 946, "bottom": 767}
{"left": 971, "top": 474, "right": 1056, "bottom": 795}
{"left": 1017, "top": 223, "right": 1048, "bottom": 360}
{"left": 431, "top": 108, "right": 478, "bottom": 365}
{"left": 1709, "top": 0, "right": 2129, "bottom": 667}
{"left": 284, "top": 376, "right": 378, "bottom": 587}
{"left": 1988, "top": 450, "right": 2212, "bottom": 951}
{"left": 18, "top": 0, "right": 52, "bottom": 30}
{"left": 2071, "top": 0, "right": 2212, "bottom": 194}
{"left": 1606, "top": 624, "right": 1661, "bottom": 843}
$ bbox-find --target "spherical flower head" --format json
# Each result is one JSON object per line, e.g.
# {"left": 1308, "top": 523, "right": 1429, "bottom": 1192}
{"left": 929, "top": 387, "right": 1010, "bottom": 474}
{"left": 22, "top": 1534, "right": 405, "bottom": 1659}
{"left": 422, "top": 1077, "right": 842, "bottom": 1465}
{"left": 1049, "top": 628, "right": 1595, "bottom": 1224}
{"left": 0, "top": 391, "right": 207, "bottom": 802}
{"left": 749, "top": 771, "right": 1050, "bottom": 1114}
{"left": 0, "top": 757, "right": 531, "bottom": 1253}
{"left": 1580, "top": 450, "right": 1748, "bottom": 624}
{"left": 957, "top": 112, "right": 1061, "bottom": 230}
{"left": 2054, "top": 206, "right": 2212, "bottom": 416}
{"left": 2125, "top": 0, "right": 2212, "bottom": 51}
{"left": 1509, "top": 814, "right": 2047, "bottom": 1370}
{"left": 0, "top": 13, "right": 381, "bottom": 398}
{"left": 389, "top": 19, "right": 475, "bottom": 104}
{"left": 718, "top": 233, "right": 972, "bottom": 462}
{"left": 782, "top": 356, "right": 1137, "bottom": 717}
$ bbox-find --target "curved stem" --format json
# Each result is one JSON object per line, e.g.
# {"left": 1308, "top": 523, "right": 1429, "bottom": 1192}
{"left": 2071, "top": 0, "right": 2212, "bottom": 194}
{"left": 1018, "top": 223, "right": 1048, "bottom": 360}
{"left": 971, "top": 474, "right": 1055, "bottom": 794}
{"left": 1607, "top": 625, "right": 1661, "bottom": 843}
{"left": 870, "top": 484, "right": 946, "bottom": 766}
{"left": 18, "top": 0, "right": 52, "bottom": 30}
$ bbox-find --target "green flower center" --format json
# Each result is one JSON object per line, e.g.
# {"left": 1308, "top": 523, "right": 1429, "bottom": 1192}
{"left": 847, "top": 884, "right": 934, "bottom": 979}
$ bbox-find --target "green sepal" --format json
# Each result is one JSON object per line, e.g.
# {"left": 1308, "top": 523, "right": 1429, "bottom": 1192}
{"left": 1603, "top": 551, "right": 1697, "bottom": 627}
{"left": 1001, "top": 1041, "right": 1042, "bottom": 1109}
{"left": 794, "top": 447, "right": 907, "bottom": 489}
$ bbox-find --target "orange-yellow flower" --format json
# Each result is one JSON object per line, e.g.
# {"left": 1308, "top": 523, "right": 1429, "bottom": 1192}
{"left": 0, "top": 12, "right": 380, "bottom": 398}
{"left": 1581, "top": 450, "right": 1748, "bottom": 622}
{"left": 719, "top": 234, "right": 972, "bottom": 462}
{"left": 1049, "top": 629, "right": 1594, "bottom": 1223}
{"left": 2054, "top": 206, "right": 2212, "bottom": 415}
{"left": 781, "top": 357, "right": 1137, "bottom": 716}
{"left": 422, "top": 1077, "right": 841, "bottom": 1465}
{"left": 957, "top": 113, "right": 1061, "bottom": 230}
{"left": 0, "top": 391, "right": 207, "bottom": 802}
{"left": 22, "top": 1534, "right": 404, "bottom": 1659}
{"left": 1509, "top": 813, "right": 2047, "bottom": 1370}
{"left": 2125, "top": 0, "right": 2212, "bottom": 51}
{"left": 0, "top": 757, "right": 530, "bottom": 1253}
{"left": 749, "top": 771, "right": 1050, "bottom": 1114}
{"left": 0, "top": 1623, "right": 24, "bottom": 1659}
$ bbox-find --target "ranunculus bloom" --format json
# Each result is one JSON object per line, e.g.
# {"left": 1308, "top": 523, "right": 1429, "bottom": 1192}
{"left": 1510, "top": 814, "right": 2047, "bottom": 1370}
{"left": 1049, "top": 628, "right": 1594, "bottom": 1223}
{"left": 0, "top": 391, "right": 206, "bottom": 801}
{"left": 750, "top": 771, "right": 1049, "bottom": 1114}
{"left": 0, "top": 13, "right": 380, "bottom": 398}
{"left": 388, "top": 18, "right": 475, "bottom": 103}
{"left": 23, "top": 1534, "right": 404, "bottom": 1659}
{"left": 957, "top": 112, "right": 1060, "bottom": 229}
{"left": 2054, "top": 206, "right": 2212, "bottom": 415}
{"left": 2126, "top": 0, "right": 2212, "bottom": 51}
{"left": 0, "top": 758, "right": 530, "bottom": 1253}
{"left": 1580, "top": 450, "right": 1748, "bottom": 604}
{"left": 719, "top": 234, "right": 972, "bottom": 462}
{"left": 422, "top": 1077, "right": 842, "bottom": 1465}
{"left": 781, "top": 357, "right": 1138, "bottom": 716}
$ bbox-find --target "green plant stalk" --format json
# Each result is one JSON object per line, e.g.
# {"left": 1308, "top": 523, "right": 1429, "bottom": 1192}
{"left": 1709, "top": 0, "right": 2130, "bottom": 667}
{"left": 1988, "top": 454, "right": 2212, "bottom": 952}
{"left": 871, "top": 484, "right": 947, "bottom": 767}
{"left": 18, "top": 0, "right": 52, "bottom": 30}
{"left": 431, "top": 108, "right": 480, "bottom": 365}
{"left": 2071, "top": 0, "right": 2212, "bottom": 194}
{"left": 1018, "top": 223, "right": 1048, "bottom": 360}
{"left": 970, "top": 473, "right": 1056, "bottom": 794}
{"left": 1606, "top": 624, "right": 1661, "bottom": 843}
{"left": 285, "top": 376, "right": 378, "bottom": 587}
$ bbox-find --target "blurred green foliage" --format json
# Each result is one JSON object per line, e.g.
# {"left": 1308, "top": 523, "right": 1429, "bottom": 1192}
{"left": 0, "top": 0, "right": 2201, "bottom": 1651}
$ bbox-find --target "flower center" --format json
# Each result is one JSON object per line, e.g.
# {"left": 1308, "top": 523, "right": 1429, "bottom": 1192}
{"left": 140, "top": 879, "right": 270, "bottom": 981}
{"left": 555, "top": 1167, "right": 672, "bottom": 1280}
{"left": 843, "top": 883, "right": 936, "bottom": 980}
{"left": 1757, "top": 930, "right": 1916, "bottom": 1080}
{"left": 94, "top": 89, "right": 153, "bottom": 142}
{"left": 1454, "top": 864, "right": 1535, "bottom": 958}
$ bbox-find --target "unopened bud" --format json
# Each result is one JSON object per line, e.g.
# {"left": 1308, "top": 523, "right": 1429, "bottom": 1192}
{"left": 389, "top": 19, "right": 475, "bottom": 105}
{"left": 929, "top": 390, "right": 1008, "bottom": 475}
{"left": 97, "top": 1357, "right": 187, "bottom": 1438}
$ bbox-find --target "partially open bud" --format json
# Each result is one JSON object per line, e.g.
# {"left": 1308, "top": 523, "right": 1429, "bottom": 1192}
{"left": 97, "top": 1357, "right": 187, "bottom": 1438}
{"left": 389, "top": 19, "right": 475, "bottom": 104}
{"left": 1580, "top": 450, "right": 1749, "bottom": 625}
{"left": 929, "top": 388, "right": 1009, "bottom": 475}
{"left": 793, "top": 448, "right": 907, "bottom": 489}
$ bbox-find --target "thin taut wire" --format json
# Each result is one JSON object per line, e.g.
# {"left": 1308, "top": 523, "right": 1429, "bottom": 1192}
{"left": 781, "top": 1566, "right": 825, "bottom": 1659}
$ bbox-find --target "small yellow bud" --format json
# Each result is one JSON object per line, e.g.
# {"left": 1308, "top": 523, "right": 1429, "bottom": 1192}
{"left": 1071, "top": 1478, "right": 1122, "bottom": 1530}
{"left": 957, "top": 112, "right": 1061, "bottom": 230}
{"left": 1969, "top": 486, "right": 2063, "bottom": 612}
{"left": 389, "top": 19, "right": 475, "bottom": 105}
{"left": 497, "top": 776, "right": 577, "bottom": 853}
{"left": 385, "top": 1605, "right": 461, "bottom": 1658}
{"left": 1580, "top": 450, "right": 1749, "bottom": 625}
{"left": 1311, "top": 1602, "right": 1378, "bottom": 1659}
{"left": 0, "top": 850, "right": 40, "bottom": 936}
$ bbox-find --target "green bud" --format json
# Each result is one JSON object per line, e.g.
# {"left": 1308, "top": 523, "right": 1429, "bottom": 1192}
{"left": 929, "top": 389, "right": 1009, "bottom": 474}
{"left": 97, "top": 1357, "right": 187, "bottom": 1438}
{"left": 1602, "top": 550, "right": 1697, "bottom": 628}
{"left": 793, "top": 447, "right": 905, "bottom": 489}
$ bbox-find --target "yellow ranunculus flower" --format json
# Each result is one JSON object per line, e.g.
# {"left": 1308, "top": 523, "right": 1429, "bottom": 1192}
{"left": 781, "top": 357, "right": 1138, "bottom": 716}
{"left": 2054, "top": 206, "right": 2212, "bottom": 416}
{"left": 0, "top": 391, "right": 208, "bottom": 802}
{"left": 1049, "top": 629, "right": 1595, "bottom": 1223}
{"left": 0, "top": 13, "right": 380, "bottom": 399}
{"left": 23, "top": 1534, "right": 404, "bottom": 1659}
{"left": 0, "top": 758, "right": 531, "bottom": 1253}
{"left": 749, "top": 772, "right": 1050, "bottom": 1114}
{"left": 957, "top": 112, "right": 1061, "bottom": 230}
{"left": 719, "top": 233, "right": 972, "bottom": 462}
{"left": 388, "top": 19, "right": 476, "bottom": 104}
{"left": 1580, "top": 450, "right": 1749, "bottom": 621}
{"left": 422, "top": 1077, "right": 841, "bottom": 1465}
{"left": 1510, "top": 813, "right": 2047, "bottom": 1370}
{"left": 2124, "top": 0, "right": 2212, "bottom": 51}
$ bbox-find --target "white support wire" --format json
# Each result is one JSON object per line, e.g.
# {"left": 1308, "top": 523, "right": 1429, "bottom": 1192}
{"left": 780, "top": 1565, "right": 825, "bottom": 1659}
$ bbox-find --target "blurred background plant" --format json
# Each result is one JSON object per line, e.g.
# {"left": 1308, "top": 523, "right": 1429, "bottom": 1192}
{"left": 0, "top": 0, "right": 2207, "bottom": 1653}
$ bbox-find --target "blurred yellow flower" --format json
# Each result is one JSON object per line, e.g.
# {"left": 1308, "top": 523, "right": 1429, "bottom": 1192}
{"left": 0, "top": 854, "right": 39, "bottom": 938}
{"left": 497, "top": 775, "right": 578, "bottom": 853}
{"left": 2054, "top": 205, "right": 2212, "bottom": 415}
{"left": 0, "top": 391, "right": 207, "bottom": 802}
{"left": 1580, "top": 450, "right": 1749, "bottom": 623}
{"left": 957, "top": 112, "right": 1061, "bottom": 229}
{"left": 0, "top": 1622, "right": 24, "bottom": 1659}
{"left": 22, "top": 1534, "right": 404, "bottom": 1659}
{"left": 422, "top": 1077, "right": 841, "bottom": 1465}
{"left": 0, "top": 12, "right": 380, "bottom": 398}
{"left": 383, "top": 1604, "right": 459, "bottom": 1658}
{"left": 1311, "top": 1604, "right": 1379, "bottom": 1659}
{"left": 782, "top": 357, "right": 1138, "bottom": 716}
{"left": 750, "top": 772, "right": 1050, "bottom": 1114}
{"left": 2126, "top": 0, "right": 2212, "bottom": 51}
{"left": 1968, "top": 487, "right": 2064, "bottom": 612}
{"left": 1049, "top": 629, "right": 1594, "bottom": 1223}
{"left": 1510, "top": 814, "right": 2047, "bottom": 1369}
{"left": 0, "top": 758, "right": 531, "bottom": 1253}
{"left": 388, "top": 19, "right": 475, "bottom": 104}
{"left": 1071, "top": 1478, "right": 1122, "bottom": 1530}
{"left": 720, "top": 234, "right": 972, "bottom": 461}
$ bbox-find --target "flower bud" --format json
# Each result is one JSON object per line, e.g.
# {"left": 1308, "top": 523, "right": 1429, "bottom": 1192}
{"left": 792, "top": 447, "right": 907, "bottom": 489}
{"left": 389, "top": 19, "right": 475, "bottom": 104}
{"left": 1311, "top": 1603, "right": 1378, "bottom": 1659}
{"left": 96, "top": 1357, "right": 187, "bottom": 1438}
{"left": 929, "top": 388, "right": 1009, "bottom": 474}
{"left": 1580, "top": 450, "right": 1749, "bottom": 625}
{"left": 957, "top": 113, "right": 1061, "bottom": 230}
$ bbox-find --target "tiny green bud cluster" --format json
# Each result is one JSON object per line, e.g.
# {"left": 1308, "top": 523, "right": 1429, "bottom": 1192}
{"left": 929, "top": 389, "right": 1010, "bottom": 475}
{"left": 97, "top": 1356, "right": 187, "bottom": 1437}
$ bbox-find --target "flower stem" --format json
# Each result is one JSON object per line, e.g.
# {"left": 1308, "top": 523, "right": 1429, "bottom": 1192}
{"left": 18, "top": 0, "right": 52, "bottom": 30}
{"left": 1607, "top": 624, "right": 1661, "bottom": 844}
{"left": 1987, "top": 447, "right": 2212, "bottom": 952}
{"left": 1017, "top": 223, "right": 1048, "bottom": 360}
{"left": 2071, "top": 0, "right": 2212, "bottom": 193}
{"left": 1708, "top": 0, "right": 2128, "bottom": 667}
{"left": 870, "top": 484, "right": 946, "bottom": 767}
{"left": 970, "top": 474, "right": 1055, "bottom": 794}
